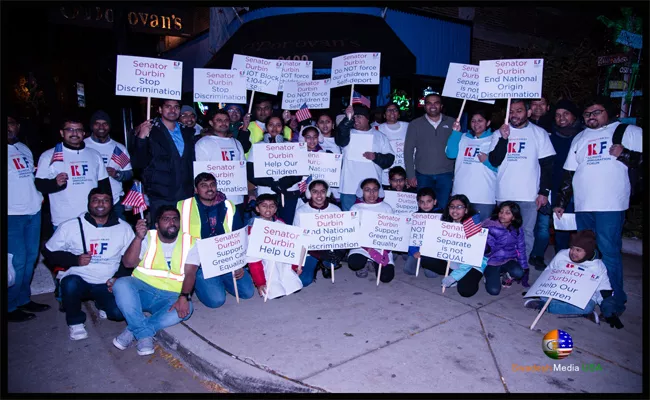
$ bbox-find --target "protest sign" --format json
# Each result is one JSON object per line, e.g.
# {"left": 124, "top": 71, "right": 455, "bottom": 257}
{"left": 193, "top": 161, "right": 248, "bottom": 196}
{"left": 116, "top": 55, "right": 183, "bottom": 101}
{"left": 346, "top": 134, "right": 374, "bottom": 162}
{"left": 231, "top": 54, "right": 282, "bottom": 95}
{"left": 442, "top": 63, "right": 495, "bottom": 104}
{"left": 278, "top": 60, "right": 313, "bottom": 91}
{"left": 197, "top": 228, "right": 248, "bottom": 279}
{"left": 357, "top": 211, "right": 410, "bottom": 252}
{"left": 281, "top": 79, "right": 331, "bottom": 110}
{"left": 383, "top": 191, "right": 418, "bottom": 215}
{"left": 524, "top": 262, "right": 601, "bottom": 310}
{"left": 299, "top": 211, "right": 361, "bottom": 251}
{"left": 247, "top": 219, "right": 308, "bottom": 265}
{"left": 307, "top": 152, "right": 342, "bottom": 187}
{"left": 252, "top": 142, "right": 308, "bottom": 178}
{"left": 330, "top": 52, "right": 381, "bottom": 88}
{"left": 553, "top": 213, "right": 577, "bottom": 231}
{"left": 408, "top": 213, "right": 443, "bottom": 247}
{"left": 390, "top": 138, "right": 405, "bottom": 168}
{"left": 193, "top": 68, "right": 247, "bottom": 103}
{"left": 478, "top": 59, "right": 544, "bottom": 99}
{"left": 420, "top": 219, "right": 488, "bottom": 267}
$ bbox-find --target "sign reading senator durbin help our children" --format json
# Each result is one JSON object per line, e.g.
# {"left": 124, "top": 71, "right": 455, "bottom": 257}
{"left": 307, "top": 152, "right": 342, "bottom": 187}
{"left": 383, "top": 191, "right": 418, "bottom": 215}
{"left": 524, "top": 262, "right": 602, "bottom": 309}
{"left": 357, "top": 211, "right": 410, "bottom": 252}
{"left": 116, "top": 55, "right": 183, "bottom": 100}
{"left": 442, "top": 63, "right": 495, "bottom": 104}
{"left": 252, "top": 142, "right": 308, "bottom": 179}
{"left": 409, "top": 213, "right": 442, "bottom": 247}
{"left": 247, "top": 219, "right": 307, "bottom": 265}
{"left": 193, "top": 68, "right": 247, "bottom": 103}
{"left": 278, "top": 60, "right": 313, "bottom": 91}
{"left": 421, "top": 219, "right": 488, "bottom": 267}
{"left": 330, "top": 52, "right": 381, "bottom": 88}
{"left": 231, "top": 54, "right": 282, "bottom": 95}
{"left": 281, "top": 79, "right": 331, "bottom": 110}
{"left": 193, "top": 161, "right": 248, "bottom": 196}
{"left": 478, "top": 59, "right": 544, "bottom": 99}
{"left": 197, "top": 228, "right": 248, "bottom": 279}
{"left": 299, "top": 211, "right": 361, "bottom": 251}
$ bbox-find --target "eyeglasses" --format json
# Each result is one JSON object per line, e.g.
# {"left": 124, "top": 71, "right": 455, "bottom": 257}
{"left": 582, "top": 109, "right": 606, "bottom": 118}
{"left": 363, "top": 188, "right": 379, "bottom": 193}
{"left": 390, "top": 178, "right": 405, "bottom": 183}
{"left": 226, "top": 109, "right": 240, "bottom": 114}
{"left": 63, "top": 128, "right": 85, "bottom": 134}
{"left": 448, "top": 205, "right": 466, "bottom": 210}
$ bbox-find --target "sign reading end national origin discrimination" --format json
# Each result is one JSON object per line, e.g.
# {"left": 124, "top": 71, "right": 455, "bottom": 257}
{"left": 442, "top": 63, "right": 495, "bottom": 104}
{"left": 193, "top": 68, "right": 247, "bottom": 103}
{"left": 116, "top": 55, "right": 183, "bottom": 100}
{"left": 478, "top": 59, "right": 544, "bottom": 99}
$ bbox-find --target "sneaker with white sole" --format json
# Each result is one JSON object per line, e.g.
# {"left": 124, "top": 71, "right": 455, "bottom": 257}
{"left": 113, "top": 328, "right": 136, "bottom": 350}
{"left": 98, "top": 310, "right": 107, "bottom": 320}
{"left": 69, "top": 324, "right": 88, "bottom": 341}
{"left": 584, "top": 311, "right": 600, "bottom": 325}
{"left": 136, "top": 337, "right": 155, "bottom": 356}
{"left": 524, "top": 299, "right": 543, "bottom": 310}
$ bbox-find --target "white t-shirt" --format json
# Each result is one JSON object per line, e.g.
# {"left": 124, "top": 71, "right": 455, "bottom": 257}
{"left": 195, "top": 134, "right": 246, "bottom": 205}
{"left": 378, "top": 122, "right": 409, "bottom": 185}
{"left": 548, "top": 249, "right": 611, "bottom": 305}
{"left": 46, "top": 215, "right": 135, "bottom": 284}
{"left": 247, "top": 144, "right": 300, "bottom": 196}
{"left": 293, "top": 202, "right": 342, "bottom": 227}
{"left": 84, "top": 138, "right": 132, "bottom": 205}
{"left": 426, "top": 114, "right": 442, "bottom": 130}
{"left": 348, "top": 201, "right": 395, "bottom": 265}
{"left": 321, "top": 136, "right": 341, "bottom": 154}
{"left": 36, "top": 145, "right": 109, "bottom": 227}
{"left": 8, "top": 143, "right": 43, "bottom": 215}
{"left": 340, "top": 129, "right": 395, "bottom": 195}
{"left": 193, "top": 124, "right": 203, "bottom": 136}
{"left": 139, "top": 234, "right": 200, "bottom": 268}
{"left": 452, "top": 133, "right": 497, "bottom": 205}
{"left": 489, "top": 123, "right": 556, "bottom": 202}
{"left": 563, "top": 122, "right": 643, "bottom": 212}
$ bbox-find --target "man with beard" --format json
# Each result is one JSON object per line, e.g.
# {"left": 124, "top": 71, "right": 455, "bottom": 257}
{"left": 529, "top": 100, "right": 583, "bottom": 270}
{"left": 243, "top": 97, "right": 292, "bottom": 148}
{"left": 529, "top": 95, "right": 554, "bottom": 133}
{"left": 113, "top": 206, "right": 200, "bottom": 356}
{"left": 42, "top": 188, "right": 134, "bottom": 340}
{"left": 488, "top": 99, "right": 556, "bottom": 264}
{"left": 554, "top": 96, "right": 642, "bottom": 322}
{"left": 175, "top": 173, "right": 254, "bottom": 308}
{"left": 84, "top": 110, "right": 133, "bottom": 221}
{"left": 132, "top": 99, "right": 196, "bottom": 227}
{"left": 179, "top": 105, "right": 203, "bottom": 137}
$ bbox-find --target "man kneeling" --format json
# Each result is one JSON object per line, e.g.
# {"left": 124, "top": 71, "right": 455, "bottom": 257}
{"left": 113, "top": 206, "right": 200, "bottom": 355}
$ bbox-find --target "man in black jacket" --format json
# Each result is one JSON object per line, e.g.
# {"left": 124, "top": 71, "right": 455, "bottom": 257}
{"left": 131, "top": 99, "right": 196, "bottom": 228}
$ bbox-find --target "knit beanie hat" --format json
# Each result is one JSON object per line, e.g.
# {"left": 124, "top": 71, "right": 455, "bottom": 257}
{"left": 180, "top": 105, "right": 196, "bottom": 116}
{"left": 90, "top": 110, "right": 111, "bottom": 129}
{"left": 353, "top": 105, "right": 370, "bottom": 119}
{"left": 570, "top": 230, "right": 596, "bottom": 260}
{"left": 554, "top": 99, "right": 580, "bottom": 119}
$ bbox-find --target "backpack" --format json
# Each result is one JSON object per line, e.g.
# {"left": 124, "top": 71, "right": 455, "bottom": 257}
{"left": 612, "top": 123, "right": 642, "bottom": 197}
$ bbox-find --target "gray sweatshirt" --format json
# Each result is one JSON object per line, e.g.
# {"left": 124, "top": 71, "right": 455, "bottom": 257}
{"left": 404, "top": 114, "right": 456, "bottom": 178}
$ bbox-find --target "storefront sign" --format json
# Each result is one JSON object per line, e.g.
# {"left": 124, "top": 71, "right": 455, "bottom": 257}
{"left": 357, "top": 211, "right": 410, "bottom": 252}
{"left": 597, "top": 54, "right": 628, "bottom": 67}
{"left": 231, "top": 54, "right": 282, "bottom": 95}
{"left": 307, "top": 152, "right": 342, "bottom": 187}
{"left": 193, "top": 161, "right": 248, "bottom": 196}
{"left": 616, "top": 30, "right": 642, "bottom": 50}
{"left": 298, "top": 212, "right": 361, "bottom": 251}
{"left": 610, "top": 90, "right": 642, "bottom": 98}
{"left": 247, "top": 219, "right": 308, "bottom": 265}
{"left": 197, "top": 228, "right": 248, "bottom": 279}
{"left": 330, "top": 52, "right": 381, "bottom": 88}
{"left": 278, "top": 60, "right": 313, "bottom": 91}
{"left": 420, "top": 219, "right": 488, "bottom": 267}
{"left": 193, "top": 68, "right": 247, "bottom": 103}
{"left": 442, "top": 63, "right": 494, "bottom": 104}
{"left": 479, "top": 59, "right": 544, "bottom": 100}
{"left": 115, "top": 55, "right": 183, "bottom": 100}
{"left": 281, "top": 79, "right": 331, "bottom": 110}
{"left": 252, "top": 143, "right": 309, "bottom": 178}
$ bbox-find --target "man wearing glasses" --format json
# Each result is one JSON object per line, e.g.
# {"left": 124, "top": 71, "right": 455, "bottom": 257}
{"left": 35, "top": 117, "right": 111, "bottom": 231}
{"left": 554, "top": 96, "right": 643, "bottom": 323}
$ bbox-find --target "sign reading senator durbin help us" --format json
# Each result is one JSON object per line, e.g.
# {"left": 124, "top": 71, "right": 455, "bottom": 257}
{"left": 247, "top": 219, "right": 308, "bottom": 265}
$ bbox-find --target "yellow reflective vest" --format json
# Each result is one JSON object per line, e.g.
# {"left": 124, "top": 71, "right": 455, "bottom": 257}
{"left": 176, "top": 197, "right": 236, "bottom": 239}
{"left": 133, "top": 230, "right": 195, "bottom": 293}
{"left": 246, "top": 121, "right": 293, "bottom": 158}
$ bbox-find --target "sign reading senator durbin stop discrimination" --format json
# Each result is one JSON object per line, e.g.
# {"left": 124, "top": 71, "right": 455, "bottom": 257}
{"left": 357, "top": 211, "right": 410, "bottom": 252}
{"left": 330, "top": 52, "right": 381, "bottom": 88}
{"left": 247, "top": 219, "right": 307, "bottom": 265}
{"left": 252, "top": 142, "right": 308, "bottom": 178}
{"left": 116, "top": 55, "right": 183, "bottom": 100}
{"left": 197, "top": 228, "right": 248, "bottom": 279}
{"left": 298, "top": 211, "right": 360, "bottom": 251}
{"left": 231, "top": 54, "right": 282, "bottom": 95}
{"left": 420, "top": 219, "right": 488, "bottom": 267}
{"left": 524, "top": 262, "right": 602, "bottom": 309}
{"left": 479, "top": 59, "right": 544, "bottom": 99}
{"left": 193, "top": 68, "right": 247, "bottom": 103}
{"left": 193, "top": 161, "right": 248, "bottom": 196}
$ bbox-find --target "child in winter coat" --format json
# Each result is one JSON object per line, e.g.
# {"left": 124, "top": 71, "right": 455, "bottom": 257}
{"left": 404, "top": 187, "right": 443, "bottom": 277}
{"left": 482, "top": 201, "right": 529, "bottom": 295}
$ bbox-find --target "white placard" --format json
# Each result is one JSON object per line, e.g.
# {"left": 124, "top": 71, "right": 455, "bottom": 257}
{"left": 278, "top": 60, "right": 313, "bottom": 91}
{"left": 442, "top": 63, "right": 495, "bottom": 104}
{"left": 346, "top": 134, "right": 374, "bottom": 163}
{"left": 330, "top": 52, "right": 381, "bottom": 88}
{"left": 252, "top": 142, "right": 309, "bottom": 178}
{"left": 479, "top": 59, "right": 544, "bottom": 99}
{"left": 553, "top": 213, "right": 577, "bottom": 231}
{"left": 116, "top": 55, "right": 183, "bottom": 100}
{"left": 524, "top": 262, "right": 603, "bottom": 309}
{"left": 193, "top": 161, "right": 248, "bottom": 196}
{"left": 281, "top": 79, "right": 331, "bottom": 110}
{"left": 231, "top": 54, "right": 282, "bottom": 95}
{"left": 383, "top": 191, "right": 418, "bottom": 215}
{"left": 246, "top": 219, "right": 308, "bottom": 265}
{"left": 408, "top": 213, "right": 443, "bottom": 247}
{"left": 307, "top": 152, "right": 342, "bottom": 187}
{"left": 298, "top": 211, "right": 361, "bottom": 251}
{"left": 193, "top": 68, "right": 247, "bottom": 104}
{"left": 197, "top": 228, "right": 248, "bottom": 279}
{"left": 421, "top": 219, "right": 488, "bottom": 267}
{"left": 357, "top": 211, "right": 410, "bottom": 252}
{"left": 390, "top": 139, "right": 405, "bottom": 169}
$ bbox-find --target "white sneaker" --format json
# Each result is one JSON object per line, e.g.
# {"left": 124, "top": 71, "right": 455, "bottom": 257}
{"left": 98, "top": 310, "right": 107, "bottom": 320}
{"left": 69, "top": 324, "right": 88, "bottom": 341}
{"left": 113, "top": 328, "right": 136, "bottom": 350}
{"left": 137, "top": 337, "right": 155, "bottom": 356}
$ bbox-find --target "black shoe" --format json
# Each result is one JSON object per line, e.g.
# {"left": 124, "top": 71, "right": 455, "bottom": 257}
{"left": 529, "top": 256, "right": 547, "bottom": 271}
{"left": 322, "top": 264, "right": 332, "bottom": 279}
{"left": 8, "top": 309, "right": 36, "bottom": 322}
{"left": 18, "top": 301, "right": 51, "bottom": 313}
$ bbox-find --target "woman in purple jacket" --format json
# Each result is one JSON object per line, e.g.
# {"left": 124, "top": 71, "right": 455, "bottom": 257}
{"left": 482, "top": 201, "right": 529, "bottom": 295}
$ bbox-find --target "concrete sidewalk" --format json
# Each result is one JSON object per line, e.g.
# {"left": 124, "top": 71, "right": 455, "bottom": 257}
{"left": 155, "top": 249, "right": 645, "bottom": 394}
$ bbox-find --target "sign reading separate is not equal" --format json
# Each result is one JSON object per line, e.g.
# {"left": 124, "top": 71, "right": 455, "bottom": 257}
{"left": 193, "top": 161, "right": 248, "bottom": 196}
{"left": 420, "top": 219, "right": 488, "bottom": 268}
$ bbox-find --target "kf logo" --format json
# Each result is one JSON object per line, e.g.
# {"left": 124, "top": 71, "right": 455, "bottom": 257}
{"left": 89, "top": 242, "right": 108, "bottom": 255}
{"left": 12, "top": 157, "right": 29, "bottom": 170}
{"left": 464, "top": 147, "right": 481, "bottom": 157}
{"left": 587, "top": 141, "right": 608, "bottom": 156}
{"left": 507, "top": 142, "right": 526, "bottom": 153}
{"left": 71, "top": 164, "right": 89, "bottom": 176}
{"left": 221, "top": 150, "right": 236, "bottom": 161}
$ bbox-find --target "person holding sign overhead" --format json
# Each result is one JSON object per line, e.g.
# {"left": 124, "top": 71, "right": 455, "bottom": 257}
{"left": 336, "top": 105, "right": 395, "bottom": 211}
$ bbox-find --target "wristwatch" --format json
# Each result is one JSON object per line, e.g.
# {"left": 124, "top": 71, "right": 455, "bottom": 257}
{"left": 179, "top": 292, "right": 192, "bottom": 301}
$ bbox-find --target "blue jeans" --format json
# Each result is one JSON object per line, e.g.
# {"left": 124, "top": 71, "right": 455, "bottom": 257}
{"left": 194, "top": 268, "right": 255, "bottom": 308}
{"left": 576, "top": 211, "right": 627, "bottom": 316}
{"left": 531, "top": 212, "right": 551, "bottom": 258}
{"left": 301, "top": 255, "right": 322, "bottom": 287}
{"left": 7, "top": 212, "right": 42, "bottom": 312}
{"left": 484, "top": 260, "right": 524, "bottom": 296}
{"left": 415, "top": 171, "right": 453, "bottom": 208}
{"left": 541, "top": 297, "right": 597, "bottom": 315}
{"left": 474, "top": 203, "right": 496, "bottom": 222}
{"left": 60, "top": 274, "right": 123, "bottom": 325}
{"left": 403, "top": 256, "right": 437, "bottom": 278}
{"left": 340, "top": 193, "right": 358, "bottom": 212}
{"left": 112, "top": 276, "right": 193, "bottom": 340}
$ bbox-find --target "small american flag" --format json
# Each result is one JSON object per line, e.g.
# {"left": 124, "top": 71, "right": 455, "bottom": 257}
{"left": 50, "top": 142, "right": 64, "bottom": 165}
{"left": 462, "top": 214, "right": 482, "bottom": 238}
{"left": 352, "top": 91, "right": 371, "bottom": 108}
{"left": 295, "top": 103, "right": 312, "bottom": 122}
{"left": 110, "top": 146, "right": 130, "bottom": 169}
{"left": 298, "top": 175, "right": 313, "bottom": 193}
{"left": 557, "top": 330, "right": 574, "bottom": 357}
{"left": 122, "top": 182, "right": 148, "bottom": 215}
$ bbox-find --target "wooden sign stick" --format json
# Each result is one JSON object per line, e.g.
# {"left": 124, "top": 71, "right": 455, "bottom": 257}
{"left": 232, "top": 271, "right": 240, "bottom": 304}
{"left": 331, "top": 262, "right": 335, "bottom": 284}
{"left": 530, "top": 298, "right": 552, "bottom": 330}
{"left": 415, "top": 257, "right": 421, "bottom": 277}
{"left": 146, "top": 97, "right": 151, "bottom": 121}
{"left": 248, "top": 90, "right": 256, "bottom": 114}
{"left": 442, "top": 260, "right": 451, "bottom": 294}
{"left": 350, "top": 84, "right": 355, "bottom": 107}
{"left": 263, "top": 263, "right": 274, "bottom": 303}
{"left": 457, "top": 99, "right": 467, "bottom": 122}
{"left": 376, "top": 263, "right": 382, "bottom": 286}
{"left": 505, "top": 97, "right": 511, "bottom": 126}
